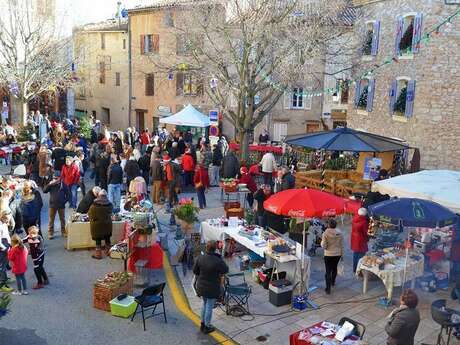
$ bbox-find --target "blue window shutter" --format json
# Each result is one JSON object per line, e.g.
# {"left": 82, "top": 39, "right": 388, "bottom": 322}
{"left": 366, "top": 78, "right": 375, "bottom": 112}
{"left": 412, "top": 13, "right": 423, "bottom": 53}
{"left": 389, "top": 80, "right": 398, "bottom": 114}
{"left": 354, "top": 82, "right": 361, "bottom": 108}
{"left": 405, "top": 80, "right": 416, "bottom": 118}
{"left": 371, "top": 21, "right": 380, "bottom": 56}
{"left": 394, "top": 17, "right": 404, "bottom": 56}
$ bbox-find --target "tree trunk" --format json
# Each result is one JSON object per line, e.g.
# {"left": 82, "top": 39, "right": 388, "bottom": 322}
{"left": 11, "top": 98, "right": 28, "bottom": 126}
{"left": 238, "top": 129, "right": 250, "bottom": 162}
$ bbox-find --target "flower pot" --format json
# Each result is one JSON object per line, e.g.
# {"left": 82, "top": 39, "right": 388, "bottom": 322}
{"left": 179, "top": 220, "right": 194, "bottom": 233}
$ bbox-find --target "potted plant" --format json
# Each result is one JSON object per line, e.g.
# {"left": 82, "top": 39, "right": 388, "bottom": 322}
{"left": 0, "top": 293, "right": 11, "bottom": 318}
{"left": 174, "top": 198, "right": 199, "bottom": 233}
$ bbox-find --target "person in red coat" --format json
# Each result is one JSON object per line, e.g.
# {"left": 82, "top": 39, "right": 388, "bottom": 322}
{"left": 61, "top": 156, "right": 81, "bottom": 209}
{"left": 239, "top": 167, "right": 257, "bottom": 208}
{"left": 194, "top": 163, "right": 210, "bottom": 208}
{"left": 351, "top": 208, "right": 369, "bottom": 273}
{"left": 140, "top": 129, "right": 150, "bottom": 154}
{"left": 8, "top": 234, "right": 29, "bottom": 295}
{"left": 182, "top": 149, "right": 195, "bottom": 189}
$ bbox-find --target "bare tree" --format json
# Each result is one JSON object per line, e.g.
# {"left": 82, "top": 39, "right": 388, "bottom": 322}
{"left": 151, "top": 0, "right": 360, "bottom": 160}
{"left": 0, "top": 0, "right": 75, "bottom": 125}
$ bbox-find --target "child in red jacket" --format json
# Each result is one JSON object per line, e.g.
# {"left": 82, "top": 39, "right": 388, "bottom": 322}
{"left": 8, "top": 234, "right": 29, "bottom": 295}
{"left": 194, "top": 162, "right": 210, "bottom": 209}
{"left": 182, "top": 149, "right": 195, "bottom": 189}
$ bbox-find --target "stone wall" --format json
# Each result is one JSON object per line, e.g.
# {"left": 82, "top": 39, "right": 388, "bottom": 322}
{"left": 348, "top": 0, "right": 460, "bottom": 169}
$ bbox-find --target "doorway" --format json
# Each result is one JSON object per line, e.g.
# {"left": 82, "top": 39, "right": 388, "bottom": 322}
{"left": 136, "top": 110, "right": 145, "bottom": 131}
{"left": 101, "top": 107, "right": 110, "bottom": 125}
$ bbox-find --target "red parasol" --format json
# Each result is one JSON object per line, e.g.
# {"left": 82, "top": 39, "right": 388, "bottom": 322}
{"left": 263, "top": 188, "right": 346, "bottom": 218}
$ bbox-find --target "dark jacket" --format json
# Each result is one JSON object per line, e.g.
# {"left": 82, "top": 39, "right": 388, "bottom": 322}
{"left": 385, "top": 306, "right": 420, "bottom": 345}
{"left": 96, "top": 152, "right": 110, "bottom": 182}
{"left": 108, "top": 163, "right": 123, "bottom": 185}
{"left": 20, "top": 194, "right": 41, "bottom": 225}
{"left": 193, "top": 253, "right": 229, "bottom": 299}
{"left": 51, "top": 147, "right": 67, "bottom": 171}
{"left": 88, "top": 196, "right": 113, "bottom": 241}
{"left": 168, "top": 146, "right": 179, "bottom": 160}
{"left": 281, "top": 172, "right": 295, "bottom": 191}
{"left": 254, "top": 189, "right": 271, "bottom": 216}
{"left": 221, "top": 152, "right": 240, "bottom": 179}
{"left": 138, "top": 154, "right": 151, "bottom": 174}
{"left": 151, "top": 159, "right": 163, "bottom": 181}
{"left": 124, "top": 159, "right": 141, "bottom": 182}
{"left": 77, "top": 190, "right": 96, "bottom": 214}
{"left": 212, "top": 147, "right": 223, "bottom": 166}
{"left": 113, "top": 138, "right": 123, "bottom": 155}
{"left": 43, "top": 180, "right": 67, "bottom": 209}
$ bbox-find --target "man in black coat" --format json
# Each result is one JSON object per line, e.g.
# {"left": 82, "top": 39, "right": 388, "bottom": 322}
{"left": 51, "top": 144, "right": 67, "bottom": 176}
{"left": 124, "top": 157, "right": 141, "bottom": 190}
{"left": 193, "top": 241, "right": 228, "bottom": 334}
{"left": 280, "top": 167, "right": 296, "bottom": 191}
{"left": 220, "top": 150, "right": 239, "bottom": 179}
{"left": 43, "top": 176, "right": 67, "bottom": 239}
{"left": 76, "top": 186, "right": 101, "bottom": 214}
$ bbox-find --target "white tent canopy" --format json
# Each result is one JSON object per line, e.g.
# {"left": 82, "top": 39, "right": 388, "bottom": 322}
{"left": 372, "top": 170, "right": 460, "bottom": 213}
{"left": 159, "top": 104, "right": 210, "bottom": 127}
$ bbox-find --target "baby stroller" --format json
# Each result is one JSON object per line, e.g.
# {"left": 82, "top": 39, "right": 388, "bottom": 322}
{"left": 308, "top": 219, "right": 326, "bottom": 257}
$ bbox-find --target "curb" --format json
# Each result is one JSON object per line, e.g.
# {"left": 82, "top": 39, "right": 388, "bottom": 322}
{"left": 162, "top": 255, "right": 237, "bottom": 345}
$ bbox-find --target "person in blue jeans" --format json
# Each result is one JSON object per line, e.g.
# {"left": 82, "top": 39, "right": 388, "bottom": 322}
{"left": 107, "top": 155, "right": 123, "bottom": 213}
{"left": 193, "top": 241, "right": 228, "bottom": 334}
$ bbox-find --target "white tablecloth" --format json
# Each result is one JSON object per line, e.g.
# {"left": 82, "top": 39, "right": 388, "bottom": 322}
{"left": 201, "top": 222, "right": 266, "bottom": 257}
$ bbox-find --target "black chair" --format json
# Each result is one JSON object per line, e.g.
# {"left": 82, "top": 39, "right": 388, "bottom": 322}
{"left": 338, "top": 317, "right": 366, "bottom": 340}
{"left": 428, "top": 299, "right": 460, "bottom": 345}
{"left": 224, "top": 272, "right": 251, "bottom": 316}
{"left": 131, "top": 283, "right": 167, "bottom": 331}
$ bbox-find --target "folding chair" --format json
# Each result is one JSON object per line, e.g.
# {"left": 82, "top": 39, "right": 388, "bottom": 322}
{"left": 131, "top": 283, "right": 167, "bottom": 331}
{"left": 224, "top": 272, "right": 251, "bottom": 316}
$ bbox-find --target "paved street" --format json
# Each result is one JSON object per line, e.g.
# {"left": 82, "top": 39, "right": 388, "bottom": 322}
{"left": 0, "top": 173, "right": 213, "bottom": 345}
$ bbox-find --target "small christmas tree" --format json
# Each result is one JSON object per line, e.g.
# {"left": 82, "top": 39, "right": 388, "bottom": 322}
{"left": 394, "top": 86, "right": 407, "bottom": 114}
{"left": 399, "top": 22, "right": 414, "bottom": 54}
{"left": 357, "top": 86, "right": 368, "bottom": 109}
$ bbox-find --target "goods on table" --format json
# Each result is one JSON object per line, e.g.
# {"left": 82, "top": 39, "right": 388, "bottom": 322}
{"left": 226, "top": 207, "right": 244, "bottom": 218}
{"left": 93, "top": 272, "right": 133, "bottom": 311}
{"left": 221, "top": 178, "right": 238, "bottom": 192}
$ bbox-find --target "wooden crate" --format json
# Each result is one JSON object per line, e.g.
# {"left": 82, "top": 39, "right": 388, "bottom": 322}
{"left": 93, "top": 274, "right": 134, "bottom": 312}
{"left": 224, "top": 201, "right": 241, "bottom": 211}
{"left": 225, "top": 208, "right": 244, "bottom": 218}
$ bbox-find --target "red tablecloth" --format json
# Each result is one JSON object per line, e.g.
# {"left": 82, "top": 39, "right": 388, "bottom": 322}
{"left": 229, "top": 143, "right": 283, "bottom": 155}
{"left": 128, "top": 242, "right": 163, "bottom": 272}
{"left": 289, "top": 321, "right": 359, "bottom": 345}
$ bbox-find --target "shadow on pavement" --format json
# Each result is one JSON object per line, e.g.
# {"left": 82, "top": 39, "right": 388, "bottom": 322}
{"left": 0, "top": 328, "right": 48, "bottom": 345}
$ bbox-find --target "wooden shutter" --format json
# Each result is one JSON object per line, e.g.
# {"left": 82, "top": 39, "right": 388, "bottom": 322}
{"left": 394, "top": 17, "right": 404, "bottom": 56}
{"left": 153, "top": 34, "right": 160, "bottom": 53}
{"left": 354, "top": 81, "right": 361, "bottom": 108}
{"left": 412, "top": 13, "right": 423, "bottom": 54}
{"left": 283, "top": 90, "right": 291, "bottom": 109}
{"left": 371, "top": 21, "right": 380, "bottom": 56}
{"left": 145, "top": 73, "right": 154, "bottom": 96}
{"left": 196, "top": 77, "right": 204, "bottom": 95}
{"left": 405, "top": 80, "right": 416, "bottom": 118}
{"left": 366, "top": 78, "right": 375, "bottom": 112}
{"left": 140, "top": 35, "right": 145, "bottom": 54}
{"left": 176, "top": 72, "right": 184, "bottom": 96}
{"left": 389, "top": 80, "right": 398, "bottom": 114}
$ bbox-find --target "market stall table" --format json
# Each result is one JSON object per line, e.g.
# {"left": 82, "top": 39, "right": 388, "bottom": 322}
{"left": 65, "top": 220, "right": 126, "bottom": 250}
{"left": 356, "top": 253, "right": 424, "bottom": 300}
{"left": 290, "top": 321, "right": 361, "bottom": 345}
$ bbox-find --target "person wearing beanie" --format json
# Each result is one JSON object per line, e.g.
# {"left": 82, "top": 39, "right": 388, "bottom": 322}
{"left": 351, "top": 207, "right": 369, "bottom": 273}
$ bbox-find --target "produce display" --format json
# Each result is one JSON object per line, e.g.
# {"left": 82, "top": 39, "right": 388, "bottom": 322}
{"left": 221, "top": 178, "right": 238, "bottom": 192}
{"left": 95, "top": 271, "right": 132, "bottom": 289}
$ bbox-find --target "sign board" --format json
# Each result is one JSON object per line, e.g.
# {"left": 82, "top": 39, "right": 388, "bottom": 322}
{"left": 209, "top": 110, "right": 218, "bottom": 122}
{"left": 445, "top": 0, "right": 460, "bottom": 4}
{"left": 209, "top": 125, "right": 219, "bottom": 137}
{"left": 363, "top": 157, "right": 382, "bottom": 180}
{"left": 322, "top": 112, "right": 331, "bottom": 119}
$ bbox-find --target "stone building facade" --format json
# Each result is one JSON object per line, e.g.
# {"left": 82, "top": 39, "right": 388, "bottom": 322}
{"left": 348, "top": 0, "right": 460, "bottom": 169}
{"left": 73, "top": 20, "right": 130, "bottom": 130}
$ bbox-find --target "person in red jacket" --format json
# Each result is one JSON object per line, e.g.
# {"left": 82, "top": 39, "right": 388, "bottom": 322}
{"left": 182, "top": 149, "right": 195, "bottom": 190}
{"left": 194, "top": 162, "right": 210, "bottom": 208}
{"left": 61, "top": 156, "right": 81, "bottom": 209}
{"left": 140, "top": 129, "right": 150, "bottom": 154}
{"left": 8, "top": 234, "right": 29, "bottom": 295}
{"left": 239, "top": 167, "right": 257, "bottom": 208}
{"left": 351, "top": 208, "right": 369, "bottom": 273}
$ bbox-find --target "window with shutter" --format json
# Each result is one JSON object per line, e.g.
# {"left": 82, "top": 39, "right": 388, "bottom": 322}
{"left": 366, "top": 78, "right": 375, "bottom": 112}
{"left": 389, "top": 80, "right": 398, "bottom": 114}
{"left": 371, "top": 21, "right": 380, "bottom": 56}
{"left": 183, "top": 74, "right": 200, "bottom": 96}
{"left": 405, "top": 80, "right": 416, "bottom": 118}
{"left": 356, "top": 79, "right": 369, "bottom": 110}
{"left": 152, "top": 34, "right": 160, "bottom": 53}
{"left": 392, "top": 78, "right": 411, "bottom": 116}
{"left": 145, "top": 73, "right": 155, "bottom": 96}
{"left": 115, "top": 72, "right": 120, "bottom": 86}
{"left": 176, "top": 72, "right": 184, "bottom": 96}
{"left": 396, "top": 14, "right": 422, "bottom": 56}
